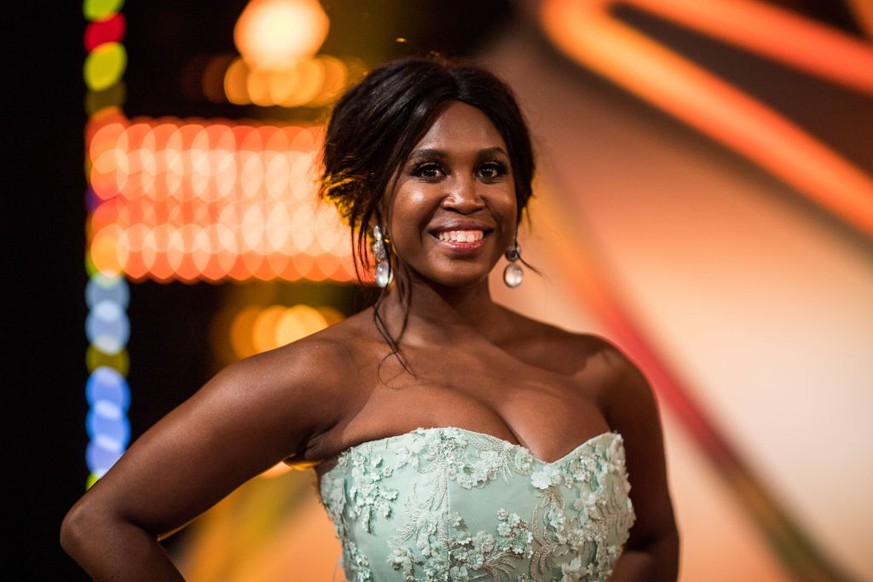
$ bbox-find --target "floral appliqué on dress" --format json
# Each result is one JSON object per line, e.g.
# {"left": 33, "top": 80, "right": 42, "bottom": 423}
{"left": 320, "top": 428, "right": 635, "bottom": 581}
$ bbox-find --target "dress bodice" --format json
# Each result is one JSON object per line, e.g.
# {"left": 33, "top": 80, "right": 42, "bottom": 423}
{"left": 319, "top": 427, "right": 635, "bottom": 581}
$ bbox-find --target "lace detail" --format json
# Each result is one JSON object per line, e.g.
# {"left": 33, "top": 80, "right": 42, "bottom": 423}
{"left": 320, "top": 428, "right": 635, "bottom": 581}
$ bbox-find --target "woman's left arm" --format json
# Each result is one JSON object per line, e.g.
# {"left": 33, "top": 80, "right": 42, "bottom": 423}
{"left": 602, "top": 346, "right": 680, "bottom": 581}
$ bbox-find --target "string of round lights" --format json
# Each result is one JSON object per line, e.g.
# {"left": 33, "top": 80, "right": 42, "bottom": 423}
{"left": 83, "top": 0, "right": 130, "bottom": 487}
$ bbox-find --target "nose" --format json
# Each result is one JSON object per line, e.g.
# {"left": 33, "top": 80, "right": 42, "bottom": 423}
{"left": 441, "top": 176, "right": 484, "bottom": 213}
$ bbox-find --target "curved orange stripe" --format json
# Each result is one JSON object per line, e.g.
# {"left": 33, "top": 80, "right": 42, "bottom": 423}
{"left": 628, "top": 0, "right": 873, "bottom": 95}
{"left": 540, "top": 0, "right": 873, "bottom": 239}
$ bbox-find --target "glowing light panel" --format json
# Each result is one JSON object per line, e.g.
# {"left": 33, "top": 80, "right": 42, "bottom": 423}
{"left": 86, "top": 117, "right": 356, "bottom": 283}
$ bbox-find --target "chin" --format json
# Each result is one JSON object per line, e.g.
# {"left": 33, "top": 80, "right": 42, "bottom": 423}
{"left": 404, "top": 258, "right": 498, "bottom": 290}
{"left": 428, "top": 271, "right": 493, "bottom": 290}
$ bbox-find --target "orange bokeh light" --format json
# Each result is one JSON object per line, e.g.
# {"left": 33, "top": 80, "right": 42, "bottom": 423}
{"left": 85, "top": 116, "right": 356, "bottom": 283}
{"left": 234, "top": 0, "right": 329, "bottom": 68}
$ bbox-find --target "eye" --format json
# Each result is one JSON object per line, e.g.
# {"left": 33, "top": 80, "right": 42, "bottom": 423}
{"left": 411, "top": 162, "right": 445, "bottom": 180}
{"left": 477, "top": 161, "right": 509, "bottom": 181}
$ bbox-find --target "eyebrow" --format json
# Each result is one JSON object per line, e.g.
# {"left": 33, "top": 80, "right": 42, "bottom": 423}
{"left": 407, "top": 146, "right": 509, "bottom": 161}
{"left": 408, "top": 148, "right": 446, "bottom": 161}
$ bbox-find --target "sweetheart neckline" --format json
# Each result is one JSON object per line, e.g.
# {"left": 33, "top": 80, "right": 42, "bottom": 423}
{"left": 332, "top": 426, "right": 622, "bottom": 466}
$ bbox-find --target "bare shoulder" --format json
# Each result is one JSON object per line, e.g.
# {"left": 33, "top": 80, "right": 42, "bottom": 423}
{"left": 559, "top": 330, "right": 653, "bottom": 419}
{"left": 499, "top": 307, "right": 653, "bottom": 412}
{"left": 221, "top": 318, "right": 360, "bottom": 388}
{"left": 500, "top": 308, "right": 629, "bottom": 370}
{"left": 195, "top": 312, "right": 374, "bottom": 455}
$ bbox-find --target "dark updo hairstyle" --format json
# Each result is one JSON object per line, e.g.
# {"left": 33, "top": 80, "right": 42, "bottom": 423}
{"left": 319, "top": 54, "right": 536, "bottom": 284}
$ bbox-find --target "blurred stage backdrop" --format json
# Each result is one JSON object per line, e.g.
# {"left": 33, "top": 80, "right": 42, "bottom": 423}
{"left": 80, "top": 0, "right": 873, "bottom": 580}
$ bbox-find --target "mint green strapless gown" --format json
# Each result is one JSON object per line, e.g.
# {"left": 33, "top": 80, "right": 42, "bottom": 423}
{"left": 319, "top": 427, "right": 635, "bottom": 581}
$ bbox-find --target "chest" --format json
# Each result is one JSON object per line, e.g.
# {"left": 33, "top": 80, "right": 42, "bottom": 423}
{"left": 330, "top": 341, "right": 612, "bottom": 462}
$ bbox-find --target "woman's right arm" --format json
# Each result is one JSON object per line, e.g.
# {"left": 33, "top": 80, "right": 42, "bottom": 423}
{"left": 60, "top": 339, "right": 346, "bottom": 580}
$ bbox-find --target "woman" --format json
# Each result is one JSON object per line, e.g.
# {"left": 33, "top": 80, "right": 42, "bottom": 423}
{"left": 62, "top": 56, "right": 679, "bottom": 580}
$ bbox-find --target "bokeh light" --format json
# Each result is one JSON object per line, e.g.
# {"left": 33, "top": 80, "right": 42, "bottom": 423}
{"left": 86, "top": 345, "right": 130, "bottom": 376}
{"left": 85, "top": 81, "right": 126, "bottom": 117}
{"left": 84, "top": 13, "right": 126, "bottom": 51}
{"left": 252, "top": 305, "right": 287, "bottom": 353}
{"left": 86, "top": 117, "right": 356, "bottom": 283}
{"left": 84, "top": 4, "right": 129, "bottom": 487}
{"left": 84, "top": 366, "right": 131, "bottom": 478}
{"left": 218, "top": 54, "right": 360, "bottom": 108}
{"left": 84, "top": 42, "right": 127, "bottom": 91}
{"left": 234, "top": 0, "right": 329, "bottom": 68}
{"left": 86, "top": 272, "right": 130, "bottom": 308}
{"left": 83, "top": 0, "right": 125, "bottom": 21}
{"left": 228, "top": 304, "right": 342, "bottom": 359}
{"left": 86, "top": 298, "right": 130, "bottom": 355}
{"left": 275, "top": 304, "right": 329, "bottom": 344}
{"left": 86, "top": 366, "right": 131, "bottom": 411}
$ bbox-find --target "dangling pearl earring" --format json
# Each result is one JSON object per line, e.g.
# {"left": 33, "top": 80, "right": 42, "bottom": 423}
{"left": 503, "top": 239, "right": 524, "bottom": 288}
{"left": 372, "top": 225, "right": 393, "bottom": 288}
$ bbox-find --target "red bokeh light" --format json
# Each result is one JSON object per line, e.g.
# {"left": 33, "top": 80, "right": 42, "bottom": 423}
{"left": 84, "top": 13, "right": 127, "bottom": 52}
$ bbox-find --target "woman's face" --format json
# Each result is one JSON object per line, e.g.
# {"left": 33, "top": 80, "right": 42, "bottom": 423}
{"left": 386, "top": 101, "right": 517, "bottom": 289}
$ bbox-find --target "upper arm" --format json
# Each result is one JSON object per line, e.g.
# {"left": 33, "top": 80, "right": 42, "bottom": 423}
{"left": 77, "top": 339, "right": 348, "bottom": 538}
{"left": 599, "top": 345, "right": 678, "bottom": 555}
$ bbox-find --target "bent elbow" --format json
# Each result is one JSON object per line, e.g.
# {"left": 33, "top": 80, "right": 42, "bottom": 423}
{"left": 60, "top": 501, "right": 88, "bottom": 558}
{"left": 60, "top": 496, "right": 109, "bottom": 563}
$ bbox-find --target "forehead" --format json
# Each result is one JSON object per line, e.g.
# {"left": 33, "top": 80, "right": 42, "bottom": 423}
{"left": 412, "top": 101, "right": 506, "bottom": 152}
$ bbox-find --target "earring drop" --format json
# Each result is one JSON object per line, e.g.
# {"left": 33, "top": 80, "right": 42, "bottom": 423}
{"left": 372, "top": 225, "right": 393, "bottom": 288}
{"left": 503, "top": 239, "right": 524, "bottom": 288}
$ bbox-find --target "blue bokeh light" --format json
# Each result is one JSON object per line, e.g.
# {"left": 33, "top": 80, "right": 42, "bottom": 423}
{"left": 86, "top": 366, "right": 130, "bottom": 411}
{"left": 86, "top": 274, "right": 129, "bottom": 309}
{"left": 86, "top": 438, "right": 124, "bottom": 475}
{"left": 86, "top": 299, "right": 130, "bottom": 354}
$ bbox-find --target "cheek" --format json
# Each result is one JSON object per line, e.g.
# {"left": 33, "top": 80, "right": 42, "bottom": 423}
{"left": 400, "top": 189, "right": 431, "bottom": 213}
{"left": 387, "top": 188, "right": 436, "bottom": 245}
{"left": 509, "top": 192, "right": 520, "bottom": 221}
{"left": 496, "top": 188, "right": 519, "bottom": 228}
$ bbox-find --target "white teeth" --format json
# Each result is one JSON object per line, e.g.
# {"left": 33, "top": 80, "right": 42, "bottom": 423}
{"left": 437, "top": 230, "right": 484, "bottom": 243}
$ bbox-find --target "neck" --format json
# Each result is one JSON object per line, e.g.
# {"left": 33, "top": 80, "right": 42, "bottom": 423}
{"left": 376, "top": 275, "right": 508, "bottom": 346}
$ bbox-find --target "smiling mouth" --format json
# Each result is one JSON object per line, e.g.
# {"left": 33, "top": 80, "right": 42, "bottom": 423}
{"left": 436, "top": 230, "right": 486, "bottom": 243}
